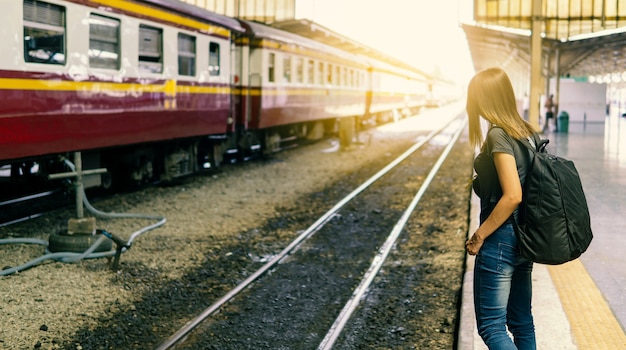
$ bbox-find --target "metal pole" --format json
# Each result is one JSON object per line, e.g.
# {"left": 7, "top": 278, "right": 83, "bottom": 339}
{"left": 74, "top": 152, "right": 84, "bottom": 219}
{"left": 555, "top": 47, "right": 561, "bottom": 128}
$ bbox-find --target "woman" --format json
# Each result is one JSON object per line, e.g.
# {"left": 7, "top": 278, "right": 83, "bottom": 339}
{"left": 465, "top": 67, "right": 538, "bottom": 350}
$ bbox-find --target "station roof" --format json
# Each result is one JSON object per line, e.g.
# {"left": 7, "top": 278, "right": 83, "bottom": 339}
{"left": 464, "top": 22, "right": 626, "bottom": 83}
{"left": 465, "top": 0, "right": 626, "bottom": 84}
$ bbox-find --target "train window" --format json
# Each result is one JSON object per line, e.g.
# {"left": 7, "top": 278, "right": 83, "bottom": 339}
{"left": 307, "top": 59, "right": 314, "bottom": 84}
{"left": 295, "top": 57, "right": 303, "bottom": 83}
{"left": 209, "top": 42, "right": 220, "bottom": 76}
{"left": 178, "top": 33, "right": 196, "bottom": 76}
{"left": 268, "top": 53, "right": 275, "bottom": 83}
{"left": 23, "top": 0, "right": 66, "bottom": 65}
{"left": 138, "top": 25, "right": 163, "bottom": 73}
{"left": 88, "top": 14, "right": 120, "bottom": 70}
{"left": 283, "top": 55, "right": 291, "bottom": 83}
{"left": 317, "top": 61, "right": 323, "bottom": 85}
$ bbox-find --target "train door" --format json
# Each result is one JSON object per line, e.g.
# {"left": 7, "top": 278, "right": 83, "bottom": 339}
{"left": 231, "top": 34, "right": 259, "bottom": 157}
{"left": 230, "top": 38, "right": 240, "bottom": 133}
{"left": 233, "top": 37, "right": 249, "bottom": 130}
{"left": 364, "top": 67, "right": 374, "bottom": 125}
{"left": 241, "top": 42, "right": 262, "bottom": 155}
{"left": 228, "top": 35, "right": 246, "bottom": 157}
{"left": 248, "top": 45, "right": 263, "bottom": 128}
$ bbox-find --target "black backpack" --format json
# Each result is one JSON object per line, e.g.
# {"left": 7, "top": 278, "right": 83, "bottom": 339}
{"left": 513, "top": 137, "right": 593, "bottom": 265}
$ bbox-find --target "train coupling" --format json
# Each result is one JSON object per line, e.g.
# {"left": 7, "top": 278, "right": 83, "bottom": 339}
{"left": 96, "top": 229, "right": 130, "bottom": 271}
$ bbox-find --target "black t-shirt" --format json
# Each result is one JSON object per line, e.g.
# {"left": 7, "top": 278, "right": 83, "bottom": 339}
{"left": 473, "top": 127, "right": 537, "bottom": 223}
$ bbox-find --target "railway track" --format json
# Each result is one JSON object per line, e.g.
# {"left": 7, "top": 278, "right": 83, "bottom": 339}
{"left": 155, "top": 114, "right": 468, "bottom": 349}
{"left": 0, "top": 188, "right": 72, "bottom": 227}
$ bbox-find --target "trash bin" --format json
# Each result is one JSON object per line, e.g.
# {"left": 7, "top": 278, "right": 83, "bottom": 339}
{"left": 557, "top": 111, "right": 569, "bottom": 133}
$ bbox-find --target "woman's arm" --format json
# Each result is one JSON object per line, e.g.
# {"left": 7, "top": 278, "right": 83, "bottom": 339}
{"left": 466, "top": 152, "right": 522, "bottom": 255}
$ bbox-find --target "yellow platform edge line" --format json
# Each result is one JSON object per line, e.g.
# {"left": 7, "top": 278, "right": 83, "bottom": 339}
{"left": 548, "top": 260, "right": 626, "bottom": 349}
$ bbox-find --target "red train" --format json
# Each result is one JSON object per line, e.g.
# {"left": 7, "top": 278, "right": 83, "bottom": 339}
{"left": 0, "top": 0, "right": 451, "bottom": 190}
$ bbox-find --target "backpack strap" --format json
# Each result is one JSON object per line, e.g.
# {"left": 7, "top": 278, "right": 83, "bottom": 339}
{"left": 517, "top": 133, "right": 549, "bottom": 153}
{"left": 509, "top": 132, "right": 549, "bottom": 243}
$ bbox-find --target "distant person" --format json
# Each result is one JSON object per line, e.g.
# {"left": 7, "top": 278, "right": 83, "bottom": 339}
{"left": 522, "top": 93, "right": 530, "bottom": 121}
{"left": 466, "top": 67, "right": 538, "bottom": 349}
{"left": 543, "top": 94, "right": 556, "bottom": 132}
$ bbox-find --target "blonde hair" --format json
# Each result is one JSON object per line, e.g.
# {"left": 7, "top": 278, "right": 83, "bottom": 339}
{"left": 466, "top": 67, "right": 536, "bottom": 150}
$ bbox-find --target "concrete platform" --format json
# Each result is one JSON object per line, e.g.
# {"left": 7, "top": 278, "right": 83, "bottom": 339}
{"left": 458, "top": 115, "right": 626, "bottom": 349}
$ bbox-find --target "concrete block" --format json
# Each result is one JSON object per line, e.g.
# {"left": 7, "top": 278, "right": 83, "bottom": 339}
{"left": 67, "top": 217, "right": 96, "bottom": 235}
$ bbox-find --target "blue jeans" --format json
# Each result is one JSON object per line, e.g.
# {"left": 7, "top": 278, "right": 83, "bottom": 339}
{"left": 474, "top": 222, "right": 536, "bottom": 350}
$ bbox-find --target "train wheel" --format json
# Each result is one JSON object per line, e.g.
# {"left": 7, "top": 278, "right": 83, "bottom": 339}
{"left": 99, "top": 161, "right": 125, "bottom": 191}
{"left": 101, "top": 168, "right": 114, "bottom": 190}
{"left": 48, "top": 230, "right": 113, "bottom": 253}
{"left": 211, "top": 143, "right": 223, "bottom": 168}
{"left": 264, "top": 132, "right": 281, "bottom": 153}
{"left": 132, "top": 159, "right": 154, "bottom": 185}
{"left": 306, "top": 121, "right": 325, "bottom": 141}
{"left": 238, "top": 132, "right": 262, "bottom": 159}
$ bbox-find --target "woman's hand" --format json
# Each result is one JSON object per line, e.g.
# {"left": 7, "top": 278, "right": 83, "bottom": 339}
{"left": 466, "top": 233, "right": 484, "bottom": 255}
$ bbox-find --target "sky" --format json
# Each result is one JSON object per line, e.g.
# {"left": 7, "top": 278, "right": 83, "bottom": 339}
{"left": 295, "top": 0, "right": 475, "bottom": 85}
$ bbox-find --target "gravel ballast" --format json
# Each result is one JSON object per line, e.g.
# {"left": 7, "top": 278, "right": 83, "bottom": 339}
{"left": 1, "top": 103, "right": 471, "bottom": 349}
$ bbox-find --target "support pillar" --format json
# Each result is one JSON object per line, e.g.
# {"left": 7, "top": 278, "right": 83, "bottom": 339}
{"left": 529, "top": 0, "right": 544, "bottom": 131}
{"left": 48, "top": 152, "right": 107, "bottom": 234}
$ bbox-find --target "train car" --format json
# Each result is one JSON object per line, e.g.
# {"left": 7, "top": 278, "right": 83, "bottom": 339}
{"left": 233, "top": 19, "right": 371, "bottom": 153}
{"left": 0, "top": 0, "right": 444, "bottom": 193}
{"left": 0, "top": 0, "right": 243, "bottom": 189}
{"left": 364, "top": 57, "right": 430, "bottom": 126}
{"left": 426, "top": 78, "right": 462, "bottom": 108}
